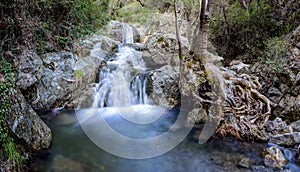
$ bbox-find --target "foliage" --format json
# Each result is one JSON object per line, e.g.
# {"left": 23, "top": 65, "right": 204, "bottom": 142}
{"left": 210, "top": 0, "right": 298, "bottom": 64}
{"left": 259, "top": 37, "right": 291, "bottom": 73}
{"left": 74, "top": 69, "right": 85, "bottom": 78}
{"left": 0, "top": 0, "right": 110, "bottom": 56}
{"left": 0, "top": 56, "right": 23, "bottom": 169}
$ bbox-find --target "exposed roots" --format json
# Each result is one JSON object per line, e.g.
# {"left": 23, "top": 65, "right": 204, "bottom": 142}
{"left": 184, "top": 52, "right": 274, "bottom": 141}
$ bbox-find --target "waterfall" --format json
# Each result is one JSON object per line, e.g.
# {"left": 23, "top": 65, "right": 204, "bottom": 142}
{"left": 122, "top": 23, "right": 134, "bottom": 44}
{"left": 93, "top": 45, "right": 151, "bottom": 108}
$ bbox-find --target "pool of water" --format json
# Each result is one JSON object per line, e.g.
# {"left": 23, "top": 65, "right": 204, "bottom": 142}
{"left": 30, "top": 107, "right": 297, "bottom": 172}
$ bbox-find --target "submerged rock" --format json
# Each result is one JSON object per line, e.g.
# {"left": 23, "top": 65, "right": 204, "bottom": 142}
{"left": 50, "top": 154, "right": 84, "bottom": 172}
{"left": 238, "top": 157, "right": 252, "bottom": 169}
{"left": 9, "top": 88, "right": 52, "bottom": 150}
{"left": 264, "top": 146, "right": 288, "bottom": 168}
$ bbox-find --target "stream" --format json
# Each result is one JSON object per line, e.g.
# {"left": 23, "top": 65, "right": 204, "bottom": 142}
{"left": 31, "top": 23, "right": 299, "bottom": 172}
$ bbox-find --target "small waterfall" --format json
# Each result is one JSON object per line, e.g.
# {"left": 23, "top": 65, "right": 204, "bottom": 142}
{"left": 93, "top": 44, "right": 151, "bottom": 108}
{"left": 122, "top": 23, "right": 134, "bottom": 44}
{"left": 131, "top": 73, "right": 151, "bottom": 105}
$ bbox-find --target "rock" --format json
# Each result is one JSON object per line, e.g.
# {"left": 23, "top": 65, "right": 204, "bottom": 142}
{"left": 29, "top": 52, "right": 77, "bottom": 110}
{"left": 66, "top": 84, "right": 96, "bottom": 109}
{"left": 187, "top": 108, "right": 208, "bottom": 123}
{"left": 9, "top": 88, "right": 52, "bottom": 150}
{"left": 265, "top": 117, "right": 288, "bottom": 133}
{"left": 28, "top": 51, "right": 100, "bottom": 110}
{"left": 274, "top": 94, "right": 300, "bottom": 122}
{"left": 107, "top": 20, "right": 140, "bottom": 43}
{"left": 283, "top": 148, "right": 296, "bottom": 162}
{"left": 270, "top": 132, "right": 300, "bottom": 146}
{"left": 264, "top": 146, "right": 288, "bottom": 168}
{"left": 73, "top": 56, "right": 97, "bottom": 87}
{"left": 291, "top": 120, "right": 300, "bottom": 132}
{"left": 142, "top": 34, "right": 188, "bottom": 67}
{"left": 229, "top": 60, "right": 250, "bottom": 73}
{"left": 238, "top": 157, "right": 252, "bottom": 168}
{"left": 146, "top": 65, "right": 180, "bottom": 108}
{"left": 50, "top": 154, "right": 84, "bottom": 172}
{"left": 53, "top": 113, "right": 77, "bottom": 126}
{"left": 16, "top": 50, "right": 44, "bottom": 90}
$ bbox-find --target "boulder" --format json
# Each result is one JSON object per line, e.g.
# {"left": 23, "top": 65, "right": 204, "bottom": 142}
{"left": 9, "top": 88, "right": 52, "bottom": 150}
{"left": 142, "top": 34, "right": 187, "bottom": 67}
{"left": 29, "top": 52, "right": 77, "bottom": 110}
{"left": 66, "top": 84, "right": 96, "bottom": 109}
{"left": 16, "top": 50, "right": 44, "bottom": 90}
{"left": 146, "top": 65, "right": 180, "bottom": 108}
{"left": 28, "top": 51, "right": 100, "bottom": 110}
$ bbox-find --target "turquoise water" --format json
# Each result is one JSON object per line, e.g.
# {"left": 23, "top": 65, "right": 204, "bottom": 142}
{"left": 31, "top": 108, "right": 298, "bottom": 172}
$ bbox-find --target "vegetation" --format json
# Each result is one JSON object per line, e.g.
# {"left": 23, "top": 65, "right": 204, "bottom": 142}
{"left": 0, "top": 0, "right": 110, "bottom": 170}
{"left": 0, "top": 56, "right": 23, "bottom": 170}
{"left": 0, "top": 0, "right": 110, "bottom": 57}
{"left": 210, "top": 0, "right": 299, "bottom": 64}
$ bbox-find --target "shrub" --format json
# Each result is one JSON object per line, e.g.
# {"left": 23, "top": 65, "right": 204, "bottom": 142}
{"left": 210, "top": 0, "right": 295, "bottom": 64}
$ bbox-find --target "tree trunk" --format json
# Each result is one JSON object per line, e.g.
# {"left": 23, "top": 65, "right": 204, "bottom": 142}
{"left": 191, "top": 0, "right": 215, "bottom": 62}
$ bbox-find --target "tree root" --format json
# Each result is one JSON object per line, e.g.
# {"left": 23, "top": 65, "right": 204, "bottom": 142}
{"left": 184, "top": 53, "right": 274, "bottom": 141}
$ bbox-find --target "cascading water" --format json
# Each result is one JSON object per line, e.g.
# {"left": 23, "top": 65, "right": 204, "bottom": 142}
{"left": 93, "top": 23, "right": 151, "bottom": 108}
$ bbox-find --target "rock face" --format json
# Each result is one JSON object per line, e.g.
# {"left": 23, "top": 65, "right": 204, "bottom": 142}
{"left": 146, "top": 65, "right": 180, "bottom": 109}
{"left": 22, "top": 43, "right": 108, "bottom": 110}
{"left": 9, "top": 88, "right": 52, "bottom": 150}
{"left": 16, "top": 50, "right": 44, "bottom": 90}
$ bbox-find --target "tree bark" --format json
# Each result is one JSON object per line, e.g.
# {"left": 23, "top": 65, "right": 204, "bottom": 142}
{"left": 174, "top": 0, "right": 183, "bottom": 62}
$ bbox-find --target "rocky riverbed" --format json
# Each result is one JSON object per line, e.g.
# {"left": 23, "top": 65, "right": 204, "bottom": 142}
{"left": 2, "top": 19, "right": 300, "bottom": 171}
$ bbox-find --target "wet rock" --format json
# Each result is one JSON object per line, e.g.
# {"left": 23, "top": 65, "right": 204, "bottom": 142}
{"left": 66, "top": 84, "right": 96, "bottom": 109}
{"left": 9, "top": 88, "right": 52, "bottom": 150}
{"left": 107, "top": 20, "right": 140, "bottom": 43}
{"left": 270, "top": 132, "right": 300, "bottom": 146}
{"left": 147, "top": 65, "right": 180, "bottom": 108}
{"left": 50, "top": 154, "right": 84, "bottom": 172}
{"left": 124, "top": 43, "right": 145, "bottom": 51}
{"left": 16, "top": 50, "right": 44, "bottom": 90}
{"left": 264, "top": 146, "right": 288, "bottom": 168}
{"left": 187, "top": 108, "right": 208, "bottom": 123}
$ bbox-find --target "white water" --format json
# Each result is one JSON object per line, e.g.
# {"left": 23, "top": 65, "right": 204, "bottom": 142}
{"left": 93, "top": 23, "right": 151, "bottom": 108}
